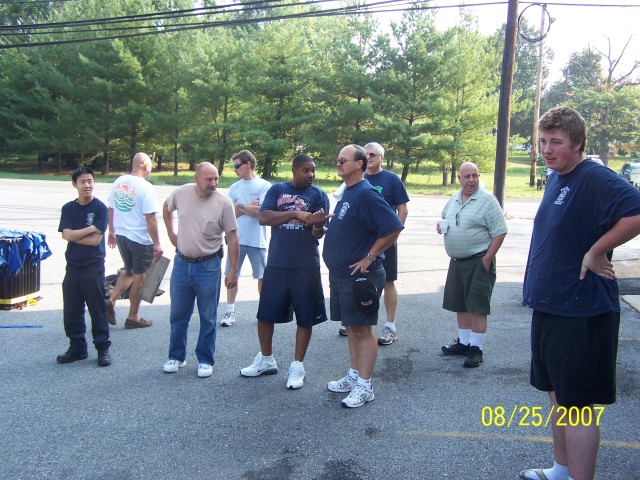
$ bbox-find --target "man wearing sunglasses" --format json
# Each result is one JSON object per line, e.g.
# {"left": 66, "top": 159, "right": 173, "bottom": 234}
{"left": 437, "top": 162, "right": 507, "bottom": 368}
{"left": 323, "top": 144, "right": 404, "bottom": 408}
{"left": 221, "top": 150, "right": 271, "bottom": 327}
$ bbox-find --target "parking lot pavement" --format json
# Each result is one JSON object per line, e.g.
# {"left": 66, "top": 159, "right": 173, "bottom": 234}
{"left": 1, "top": 178, "right": 639, "bottom": 480}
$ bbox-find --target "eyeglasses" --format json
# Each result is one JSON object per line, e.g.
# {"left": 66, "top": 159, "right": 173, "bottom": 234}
{"left": 233, "top": 163, "right": 245, "bottom": 169}
{"left": 336, "top": 158, "right": 358, "bottom": 165}
{"left": 367, "top": 153, "right": 379, "bottom": 158}
{"left": 455, "top": 213, "right": 460, "bottom": 226}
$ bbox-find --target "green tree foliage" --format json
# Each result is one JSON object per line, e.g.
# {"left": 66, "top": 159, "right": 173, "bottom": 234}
{"left": 2, "top": 0, "right": 638, "bottom": 184}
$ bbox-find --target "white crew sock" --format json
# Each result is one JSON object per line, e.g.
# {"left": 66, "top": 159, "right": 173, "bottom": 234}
{"left": 521, "top": 462, "right": 568, "bottom": 480}
{"left": 226, "top": 304, "right": 235, "bottom": 313}
{"left": 458, "top": 328, "right": 472, "bottom": 345}
{"left": 385, "top": 322, "right": 396, "bottom": 332}
{"left": 470, "top": 332, "right": 486, "bottom": 349}
{"left": 348, "top": 368, "right": 359, "bottom": 382}
{"left": 356, "top": 376, "right": 372, "bottom": 390}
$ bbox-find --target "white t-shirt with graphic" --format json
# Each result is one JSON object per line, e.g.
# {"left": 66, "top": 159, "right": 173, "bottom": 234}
{"left": 108, "top": 174, "right": 157, "bottom": 245}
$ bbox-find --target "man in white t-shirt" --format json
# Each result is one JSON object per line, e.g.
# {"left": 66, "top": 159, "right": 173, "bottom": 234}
{"left": 220, "top": 150, "right": 271, "bottom": 326}
{"left": 106, "top": 153, "right": 163, "bottom": 329}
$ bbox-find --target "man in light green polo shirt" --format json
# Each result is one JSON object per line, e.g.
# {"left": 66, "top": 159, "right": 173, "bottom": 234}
{"left": 436, "top": 162, "right": 507, "bottom": 368}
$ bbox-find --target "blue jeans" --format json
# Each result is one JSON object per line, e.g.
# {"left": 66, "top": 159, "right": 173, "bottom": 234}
{"left": 168, "top": 255, "right": 221, "bottom": 365}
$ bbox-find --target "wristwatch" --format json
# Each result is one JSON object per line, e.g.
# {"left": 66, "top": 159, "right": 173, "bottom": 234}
{"left": 365, "top": 252, "right": 376, "bottom": 261}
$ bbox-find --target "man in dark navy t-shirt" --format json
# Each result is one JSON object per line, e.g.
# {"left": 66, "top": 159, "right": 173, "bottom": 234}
{"left": 57, "top": 166, "right": 111, "bottom": 367}
{"left": 519, "top": 107, "right": 640, "bottom": 480}
{"left": 323, "top": 144, "right": 404, "bottom": 408}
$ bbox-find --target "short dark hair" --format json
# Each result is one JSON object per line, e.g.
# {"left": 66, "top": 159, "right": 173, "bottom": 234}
{"left": 72, "top": 166, "right": 95, "bottom": 183}
{"left": 292, "top": 153, "right": 313, "bottom": 168}
{"left": 352, "top": 144, "right": 368, "bottom": 172}
{"left": 539, "top": 106, "right": 587, "bottom": 153}
{"left": 231, "top": 150, "right": 256, "bottom": 169}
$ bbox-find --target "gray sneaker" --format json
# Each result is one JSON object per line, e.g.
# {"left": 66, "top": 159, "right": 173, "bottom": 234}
{"left": 338, "top": 326, "right": 348, "bottom": 336}
{"left": 221, "top": 311, "right": 235, "bottom": 327}
{"left": 377, "top": 326, "right": 397, "bottom": 345}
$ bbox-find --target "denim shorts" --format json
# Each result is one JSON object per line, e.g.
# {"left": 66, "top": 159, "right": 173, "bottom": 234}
{"left": 225, "top": 245, "right": 266, "bottom": 279}
{"left": 329, "top": 264, "right": 385, "bottom": 327}
{"left": 116, "top": 235, "right": 154, "bottom": 275}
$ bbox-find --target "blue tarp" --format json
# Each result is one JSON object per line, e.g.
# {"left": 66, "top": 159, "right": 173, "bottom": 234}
{"left": 0, "top": 228, "right": 52, "bottom": 277}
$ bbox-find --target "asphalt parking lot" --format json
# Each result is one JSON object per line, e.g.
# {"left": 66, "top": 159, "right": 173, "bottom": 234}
{"left": 1, "top": 178, "right": 639, "bottom": 480}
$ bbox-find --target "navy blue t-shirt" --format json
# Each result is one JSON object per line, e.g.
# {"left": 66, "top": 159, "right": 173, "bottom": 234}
{"left": 523, "top": 160, "right": 640, "bottom": 316}
{"left": 323, "top": 179, "right": 404, "bottom": 280}
{"left": 260, "top": 182, "right": 330, "bottom": 268}
{"left": 58, "top": 197, "right": 108, "bottom": 270}
{"left": 364, "top": 169, "right": 410, "bottom": 211}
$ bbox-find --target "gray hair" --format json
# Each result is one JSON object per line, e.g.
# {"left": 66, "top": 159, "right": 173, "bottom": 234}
{"left": 364, "top": 142, "right": 384, "bottom": 157}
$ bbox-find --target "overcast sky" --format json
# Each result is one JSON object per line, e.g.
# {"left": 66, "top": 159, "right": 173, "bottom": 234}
{"left": 425, "top": 1, "right": 640, "bottom": 83}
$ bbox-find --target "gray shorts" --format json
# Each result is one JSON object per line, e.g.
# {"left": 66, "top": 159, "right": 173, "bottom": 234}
{"left": 225, "top": 245, "right": 266, "bottom": 280}
{"left": 329, "top": 265, "right": 385, "bottom": 327}
{"left": 116, "top": 235, "right": 153, "bottom": 275}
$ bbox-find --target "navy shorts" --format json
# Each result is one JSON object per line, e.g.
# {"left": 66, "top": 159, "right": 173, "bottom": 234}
{"left": 530, "top": 310, "right": 620, "bottom": 407}
{"left": 256, "top": 267, "right": 327, "bottom": 327}
{"left": 116, "top": 235, "right": 154, "bottom": 275}
{"left": 329, "top": 264, "right": 385, "bottom": 327}
{"left": 442, "top": 256, "right": 495, "bottom": 315}
{"left": 381, "top": 243, "right": 397, "bottom": 282}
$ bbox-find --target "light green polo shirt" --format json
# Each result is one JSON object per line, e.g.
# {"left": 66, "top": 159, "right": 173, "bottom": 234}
{"left": 441, "top": 187, "right": 507, "bottom": 259}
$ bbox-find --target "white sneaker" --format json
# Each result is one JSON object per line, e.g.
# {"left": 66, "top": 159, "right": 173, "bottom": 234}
{"left": 221, "top": 311, "right": 235, "bottom": 327}
{"left": 327, "top": 375, "right": 356, "bottom": 392}
{"left": 341, "top": 384, "right": 375, "bottom": 408}
{"left": 197, "top": 363, "right": 213, "bottom": 378}
{"left": 163, "top": 359, "right": 186, "bottom": 373}
{"left": 240, "top": 352, "right": 278, "bottom": 377}
{"left": 286, "top": 361, "right": 305, "bottom": 389}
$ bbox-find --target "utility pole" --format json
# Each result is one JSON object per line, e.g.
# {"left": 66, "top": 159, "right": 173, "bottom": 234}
{"left": 529, "top": 5, "right": 547, "bottom": 187}
{"left": 493, "top": 0, "right": 519, "bottom": 209}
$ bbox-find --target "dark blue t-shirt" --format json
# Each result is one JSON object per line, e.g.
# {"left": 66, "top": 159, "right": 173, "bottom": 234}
{"left": 260, "top": 182, "right": 330, "bottom": 268}
{"left": 364, "top": 169, "right": 410, "bottom": 211}
{"left": 523, "top": 160, "right": 640, "bottom": 316}
{"left": 323, "top": 180, "right": 404, "bottom": 280}
{"left": 58, "top": 197, "right": 108, "bottom": 270}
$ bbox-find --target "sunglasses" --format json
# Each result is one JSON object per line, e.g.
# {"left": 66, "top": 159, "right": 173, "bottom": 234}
{"left": 233, "top": 163, "right": 245, "bottom": 169}
{"left": 336, "top": 158, "right": 358, "bottom": 165}
{"left": 367, "top": 153, "right": 379, "bottom": 158}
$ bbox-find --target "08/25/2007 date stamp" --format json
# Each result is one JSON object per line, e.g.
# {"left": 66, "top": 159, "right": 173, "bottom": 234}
{"left": 481, "top": 405, "right": 605, "bottom": 428}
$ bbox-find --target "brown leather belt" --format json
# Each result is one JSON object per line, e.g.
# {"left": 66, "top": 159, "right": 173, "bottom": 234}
{"left": 176, "top": 248, "right": 223, "bottom": 263}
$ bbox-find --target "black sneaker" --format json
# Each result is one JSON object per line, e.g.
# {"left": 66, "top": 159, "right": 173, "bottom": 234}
{"left": 463, "top": 346, "right": 483, "bottom": 368}
{"left": 97, "top": 348, "right": 112, "bottom": 367}
{"left": 441, "top": 338, "right": 470, "bottom": 356}
{"left": 56, "top": 350, "right": 88, "bottom": 364}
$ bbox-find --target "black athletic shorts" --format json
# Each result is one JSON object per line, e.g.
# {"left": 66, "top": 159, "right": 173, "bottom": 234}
{"left": 530, "top": 310, "right": 620, "bottom": 407}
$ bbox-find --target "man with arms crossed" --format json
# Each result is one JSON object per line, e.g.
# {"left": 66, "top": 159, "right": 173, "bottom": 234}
{"left": 437, "top": 162, "right": 507, "bottom": 368}
{"left": 519, "top": 106, "right": 640, "bottom": 480}
{"left": 162, "top": 162, "right": 239, "bottom": 378}
{"left": 57, "top": 166, "right": 111, "bottom": 367}
{"left": 221, "top": 150, "right": 271, "bottom": 326}
{"left": 323, "top": 144, "right": 404, "bottom": 408}
{"left": 240, "top": 154, "right": 330, "bottom": 389}
{"left": 106, "top": 152, "right": 162, "bottom": 328}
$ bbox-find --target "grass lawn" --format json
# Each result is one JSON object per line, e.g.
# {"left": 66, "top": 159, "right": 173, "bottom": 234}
{"left": 0, "top": 153, "right": 631, "bottom": 199}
